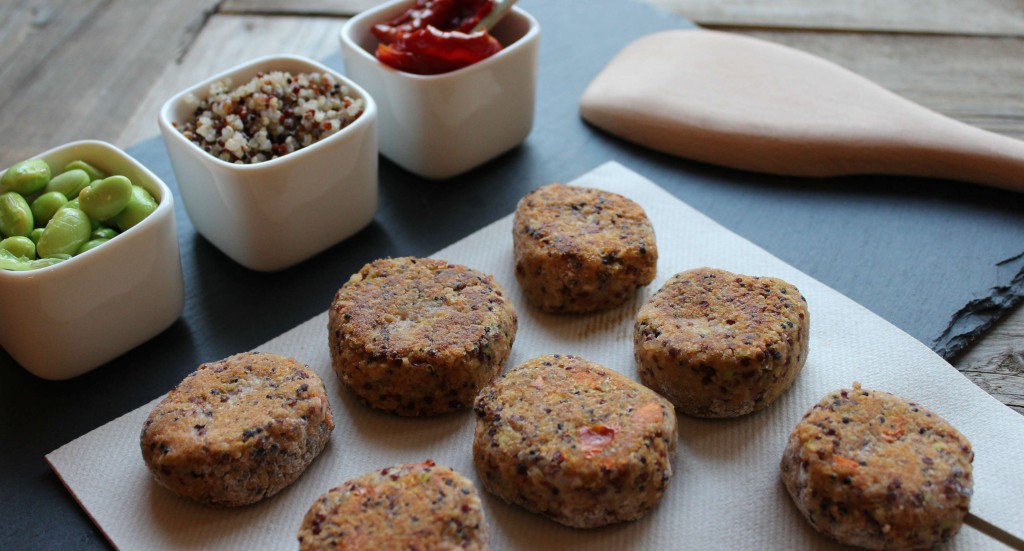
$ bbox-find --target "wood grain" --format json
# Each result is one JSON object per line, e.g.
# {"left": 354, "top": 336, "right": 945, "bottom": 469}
{"left": 117, "top": 14, "right": 345, "bottom": 150}
{"left": 0, "top": 0, "right": 222, "bottom": 168}
{"left": 642, "top": 0, "right": 1024, "bottom": 36}
{"left": 736, "top": 30, "right": 1024, "bottom": 141}
{"left": 222, "top": 0, "right": 380, "bottom": 16}
{"left": 955, "top": 304, "right": 1024, "bottom": 414}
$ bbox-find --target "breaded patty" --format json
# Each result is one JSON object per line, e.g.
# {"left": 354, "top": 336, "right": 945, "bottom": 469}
{"left": 140, "top": 352, "right": 334, "bottom": 506}
{"left": 297, "top": 460, "right": 488, "bottom": 551}
{"left": 634, "top": 267, "right": 809, "bottom": 417}
{"left": 328, "top": 257, "right": 517, "bottom": 416}
{"left": 473, "top": 354, "right": 677, "bottom": 528}
{"left": 780, "top": 384, "right": 973, "bottom": 550}
{"left": 513, "top": 183, "right": 657, "bottom": 313}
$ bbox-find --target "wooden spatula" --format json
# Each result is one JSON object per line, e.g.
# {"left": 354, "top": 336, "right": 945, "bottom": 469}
{"left": 580, "top": 30, "right": 1024, "bottom": 193}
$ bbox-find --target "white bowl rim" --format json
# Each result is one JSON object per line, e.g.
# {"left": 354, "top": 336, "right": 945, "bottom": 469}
{"left": 340, "top": 1, "right": 540, "bottom": 82}
{"left": 158, "top": 53, "right": 378, "bottom": 172}
{"left": 0, "top": 139, "right": 175, "bottom": 279}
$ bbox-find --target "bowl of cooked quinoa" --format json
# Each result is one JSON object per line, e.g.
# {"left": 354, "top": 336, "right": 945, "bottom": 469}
{"left": 159, "top": 54, "right": 378, "bottom": 272}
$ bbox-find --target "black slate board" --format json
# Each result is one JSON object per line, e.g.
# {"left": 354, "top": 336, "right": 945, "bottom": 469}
{"left": 2, "top": 1, "right": 1024, "bottom": 548}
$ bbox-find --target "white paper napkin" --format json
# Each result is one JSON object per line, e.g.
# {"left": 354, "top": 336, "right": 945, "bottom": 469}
{"left": 48, "top": 162, "right": 1024, "bottom": 550}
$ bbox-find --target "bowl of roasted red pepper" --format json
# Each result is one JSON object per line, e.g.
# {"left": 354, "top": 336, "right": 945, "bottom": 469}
{"left": 340, "top": 0, "right": 540, "bottom": 179}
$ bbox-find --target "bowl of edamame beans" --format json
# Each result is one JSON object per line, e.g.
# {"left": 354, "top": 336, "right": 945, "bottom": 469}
{"left": 158, "top": 54, "right": 378, "bottom": 272}
{"left": 0, "top": 140, "right": 185, "bottom": 380}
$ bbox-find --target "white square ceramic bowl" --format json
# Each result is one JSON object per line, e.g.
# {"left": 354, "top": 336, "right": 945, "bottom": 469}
{"left": 340, "top": 0, "right": 540, "bottom": 180}
{"left": 0, "top": 140, "right": 185, "bottom": 380}
{"left": 158, "top": 55, "right": 379, "bottom": 272}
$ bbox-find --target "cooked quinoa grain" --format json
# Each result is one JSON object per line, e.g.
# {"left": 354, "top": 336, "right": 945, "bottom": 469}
{"left": 175, "top": 70, "right": 364, "bottom": 164}
{"left": 634, "top": 267, "right": 808, "bottom": 417}
{"left": 780, "top": 384, "right": 973, "bottom": 550}
{"left": 140, "top": 352, "right": 334, "bottom": 507}
{"left": 513, "top": 183, "right": 657, "bottom": 313}
{"left": 297, "top": 460, "right": 488, "bottom": 551}
{"left": 328, "top": 257, "right": 517, "bottom": 416}
{"left": 473, "top": 354, "right": 678, "bottom": 528}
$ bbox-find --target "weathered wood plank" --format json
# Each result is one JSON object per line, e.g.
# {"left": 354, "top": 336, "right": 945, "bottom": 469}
{"left": 642, "top": 0, "right": 1024, "bottom": 37}
{"left": 954, "top": 302, "right": 1024, "bottom": 414}
{"left": 0, "top": 0, "right": 102, "bottom": 90}
{"left": 221, "top": 0, "right": 380, "bottom": 16}
{"left": 118, "top": 14, "right": 345, "bottom": 149}
{"left": 734, "top": 30, "right": 1024, "bottom": 141}
{"left": 958, "top": 353, "right": 1024, "bottom": 415}
{"left": 0, "top": 0, "right": 222, "bottom": 168}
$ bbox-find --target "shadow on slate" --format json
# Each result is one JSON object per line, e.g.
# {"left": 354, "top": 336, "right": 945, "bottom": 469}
{"left": 1, "top": 0, "right": 1023, "bottom": 549}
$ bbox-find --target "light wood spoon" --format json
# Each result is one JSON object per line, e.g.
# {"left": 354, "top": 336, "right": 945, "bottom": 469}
{"left": 580, "top": 30, "right": 1024, "bottom": 193}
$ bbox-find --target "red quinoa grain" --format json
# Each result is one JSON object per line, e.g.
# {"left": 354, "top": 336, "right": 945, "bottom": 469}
{"left": 176, "top": 71, "right": 364, "bottom": 164}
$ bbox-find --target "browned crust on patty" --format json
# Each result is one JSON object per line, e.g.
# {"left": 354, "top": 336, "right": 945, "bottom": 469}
{"left": 634, "top": 267, "right": 809, "bottom": 417}
{"left": 780, "top": 384, "right": 973, "bottom": 550}
{"left": 473, "top": 354, "right": 678, "bottom": 528}
{"left": 328, "top": 257, "right": 517, "bottom": 416}
{"left": 297, "top": 460, "right": 488, "bottom": 551}
{"left": 513, "top": 183, "right": 657, "bottom": 313}
{"left": 140, "top": 352, "right": 335, "bottom": 506}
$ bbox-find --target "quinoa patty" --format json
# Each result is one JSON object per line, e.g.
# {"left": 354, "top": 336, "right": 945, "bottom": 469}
{"left": 328, "top": 257, "right": 517, "bottom": 416}
{"left": 140, "top": 352, "right": 334, "bottom": 507}
{"left": 297, "top": 460, "right": 488, "bottom": 551}
{"left": 513, "top": 183, "right": 657, "bottom": 313}
{"left": 473, "top": 354, "right": 677, "bottom": 528}
{"left": 634, "top": 267, "right": 809, "bottom": 417}
{"left": 780, "top": 384, "right": 973, "bottom": 550}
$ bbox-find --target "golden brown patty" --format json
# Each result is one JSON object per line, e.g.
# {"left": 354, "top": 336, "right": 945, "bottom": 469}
{"left": 297, "top": 460, "right": 488, "bottom": 551}
{"left": 781, "top": 384, "right": 973, "bottom": 550}
{"left": 634, "top": 267, "right": 809, "bottom": 417}
{"left": 473, "top": 354, "right": 677, "bottom": 528}
{"left": 513, "top": 183, "right": 657, "bottom": 313}
{"left": 328, "top": 257, "right": 517, "bottom": 416}
{"left": 140, "top": 352, "right": 334, "bottom": 506}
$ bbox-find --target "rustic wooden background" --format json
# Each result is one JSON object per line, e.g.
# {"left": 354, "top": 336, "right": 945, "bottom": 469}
{"left": 0, "top": 0, "right": 1021, "bottom": 412}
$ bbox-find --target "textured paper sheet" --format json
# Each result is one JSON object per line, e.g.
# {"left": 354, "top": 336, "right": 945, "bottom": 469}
{"left": 48, "top": 162, "right": 1024, "bottom": 550}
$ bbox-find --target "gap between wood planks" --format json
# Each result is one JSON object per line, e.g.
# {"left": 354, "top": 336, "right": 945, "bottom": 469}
{"left": 696, "top": 22, "right": 1024, "bottom": 41}
{"left": 176, "top": 0, "right": 228, "bottom": 63}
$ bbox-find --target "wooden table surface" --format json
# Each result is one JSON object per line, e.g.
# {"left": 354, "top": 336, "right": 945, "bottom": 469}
{"left": 1, "top": 0, "right": 1021, "bottom": 417}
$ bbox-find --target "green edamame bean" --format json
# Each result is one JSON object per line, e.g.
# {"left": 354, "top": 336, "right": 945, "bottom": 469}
{"left": 0, "top": 248, "right": 29, "bottom": 271}
{"left": 76, "top": 238, "right": 110, "bottom": 255}
{"left": 29, "top": 227, "right": 44, "bottom": 244}
{"left": 92, "top": 225, "right": 117, "bottom": 237}
{"left": 0, "top": 192, "right": 34, "bottom": 238}
{"left": 31, "top": 191, "right": 69, "bottom": 227}
{"left": 63, "top": 160, "right": 106, "bottom": 182}
{"left": 0, "top": 236, "right": 36, "bottom": 259}
{"left": 28, "top": 256, "right": 68, "bottom": 269}
{"left": 37, "top": 207, "right": 91, "bottom": 258}
{"left": 44, "top": 169, "right": 92, "bottom": 199}
{"left": 79, "top": 175, "right": 133, "bottom": 221}
{"left": 111, "top": 185, "right": 157, "bottom": 231}
{"left": 1, "top": 159, "right": 50, "bottom": 195}
{"left": 64, "top": 197, "right": 80, "bottom": 210}
{"left": 0, "top": 249, "right": 60, "bottom": 270}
